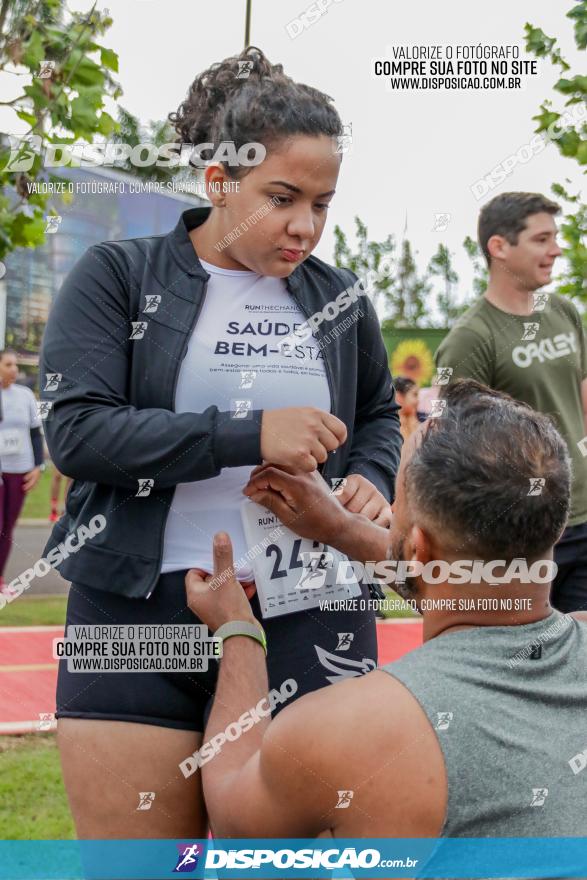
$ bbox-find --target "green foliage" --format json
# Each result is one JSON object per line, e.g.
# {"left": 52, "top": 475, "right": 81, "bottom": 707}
{"left": 334, "top": 217, "right": 470, "bottom": 329}
{"left": 333, "top": 217, "right": 395, "bottom": 315}
{"left": 394, "top": 238, "right": 430, "bottom": 328}
{"left": 0, "top": 0, "right": 121, "bottom": 260}
{"left": 552, "top": 182, "right": 587, "bottom": 303}
{"left": 110, "top": 106, "right": 177, "bottom": 183}
{"left": 462, "top": 236, "right": 488, "bottom": 298}
{"left": 525, "top": 1, "right": 586, "bottom": 307}
{"left": 428, "top": 243, "right": 470, "bottom": 326}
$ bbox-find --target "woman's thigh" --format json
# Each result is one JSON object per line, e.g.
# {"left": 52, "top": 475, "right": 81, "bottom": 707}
{"left": 57, "top": 719, "right": 207, "bottom": 837}
{"left": 56, "top": 573, "right": 218, "bottom": 836}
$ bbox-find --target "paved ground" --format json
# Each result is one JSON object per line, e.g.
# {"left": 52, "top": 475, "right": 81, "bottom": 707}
{"left": 5, "top": 522, "right": 70, "bottom": 595}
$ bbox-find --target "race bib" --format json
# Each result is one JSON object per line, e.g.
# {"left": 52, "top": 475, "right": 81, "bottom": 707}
{"left": 241, "top": 501, "right": 362, "bottom": 619}
{"left": 0, "top": 429, "right": 25, "bottom": 456}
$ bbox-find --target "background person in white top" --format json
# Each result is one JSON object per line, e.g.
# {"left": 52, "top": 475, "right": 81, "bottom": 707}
{"left": 0, "top": 350, "right": 45, "bottom": 596}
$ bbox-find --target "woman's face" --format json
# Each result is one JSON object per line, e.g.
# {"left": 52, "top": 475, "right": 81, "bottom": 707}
{"left": 204, "top": 134, "right": 342, "bottom": 277}
{"left": 0, "top": 353, "right": 18, "bottom": 386}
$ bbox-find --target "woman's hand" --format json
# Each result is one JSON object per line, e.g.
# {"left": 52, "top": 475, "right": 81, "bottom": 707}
{"left": 22, "top": 467, "right": 42, "bottom": 493}
{"left": 260, "top": 407, "right": 347, "bottom": 473}
{"left": 334, "top": 474, "right": 392, "bottom": 527}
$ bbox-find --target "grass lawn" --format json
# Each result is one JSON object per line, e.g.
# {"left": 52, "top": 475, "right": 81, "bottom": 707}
{"left": 380, "top": 588, "right": 420, "bottom": 619}
{"left": 0, "top": 595, "right": 67, "bottom": 627}
{"left": 0, "top": 734, "right": 75, "bottom": 839}
{"left": 0, "top": 592, "right": 414, "bottom": 626}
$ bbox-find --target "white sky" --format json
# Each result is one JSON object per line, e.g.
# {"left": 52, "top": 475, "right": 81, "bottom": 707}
{"left": 2, "top": 0, "right": 585, "bottom": 305}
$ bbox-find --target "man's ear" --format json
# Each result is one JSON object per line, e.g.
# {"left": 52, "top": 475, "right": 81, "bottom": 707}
{"left": 487, "top": 233, "right": 508, "bottom": 263}
{"left": 410, "top": 525, "right": 435, "bottom": 567}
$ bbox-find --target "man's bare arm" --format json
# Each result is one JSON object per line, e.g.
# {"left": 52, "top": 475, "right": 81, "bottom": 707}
{"left": 332, "top": 512, "right": 390, "bottom": 565}
{"left": 243, "top": 467, "right": 390, "bottom": 564}
{"left": 186, "top": 534, "right": 446, "bottom": 840}
{"left": 185, "top": 534, "right": 336, "bottom": 838}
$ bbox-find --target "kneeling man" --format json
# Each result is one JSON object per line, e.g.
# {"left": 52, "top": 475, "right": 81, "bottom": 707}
{"left": 186, "top": 380, "right": 587, "bottom": 841}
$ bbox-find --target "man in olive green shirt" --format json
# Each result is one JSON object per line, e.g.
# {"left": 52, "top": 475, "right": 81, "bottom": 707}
{"left": 436, "top": 192, "right": 587, "bottom": 612}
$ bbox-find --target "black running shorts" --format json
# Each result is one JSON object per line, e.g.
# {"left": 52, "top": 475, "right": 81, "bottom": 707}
{"left": 56, "top": 571, "right": 378, "bottom": 731}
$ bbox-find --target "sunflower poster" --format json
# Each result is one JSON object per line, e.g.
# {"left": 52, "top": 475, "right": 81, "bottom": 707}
{"left": 383, "top": 328, "right": 449, "bottom": 386}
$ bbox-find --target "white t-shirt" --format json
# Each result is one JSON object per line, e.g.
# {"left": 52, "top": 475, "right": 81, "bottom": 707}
{"left": 0, "top": 383, "right": 41, "bottom": 473}
{"left": 160, "top": 259, "right": 331, "bottom": 579}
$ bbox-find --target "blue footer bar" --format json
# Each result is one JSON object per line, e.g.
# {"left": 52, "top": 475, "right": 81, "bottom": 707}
{"left": 1, "top": 838, "right": 587, "bottom": 879}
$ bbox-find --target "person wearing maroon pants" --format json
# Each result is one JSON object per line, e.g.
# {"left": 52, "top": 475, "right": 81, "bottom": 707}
{"left": 0, "top": 350, "right": 45, "bottom": 596}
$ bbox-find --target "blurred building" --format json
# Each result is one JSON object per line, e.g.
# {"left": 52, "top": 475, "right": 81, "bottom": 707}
{"left": 1, "top": 165, "right": 206, "bottom": 377}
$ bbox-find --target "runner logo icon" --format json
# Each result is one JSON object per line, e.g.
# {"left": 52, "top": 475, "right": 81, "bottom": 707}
{"left": 296, "top": 551, "right": 334, "bottom": 590}
{"left": 174, "top": 843, "right": 204, "bottom": 872}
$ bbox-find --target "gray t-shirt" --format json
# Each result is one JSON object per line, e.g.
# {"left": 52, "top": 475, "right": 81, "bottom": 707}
{"left": 381, "top": 610, "right": 587, "bottom": 838}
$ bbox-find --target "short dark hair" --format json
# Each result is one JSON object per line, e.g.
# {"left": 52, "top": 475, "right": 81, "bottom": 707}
{"left": 478, "top": 192, "right": 560, "bottom": 266}
{"left": 0, "top": 349, "right": 17, "bottom": 361}
{"left": 169, "top": 46, "right": 342, "bottom": 180}
{"left": 395, "top": 376, "right": 417, "bottom": 395}
{"left": 404, "top": 379, "right": 570, "bottom": 559}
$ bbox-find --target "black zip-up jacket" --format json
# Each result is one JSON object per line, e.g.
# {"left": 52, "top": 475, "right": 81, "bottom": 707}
{"left": 40, "top": 207, "right": 401, "bottom": 598}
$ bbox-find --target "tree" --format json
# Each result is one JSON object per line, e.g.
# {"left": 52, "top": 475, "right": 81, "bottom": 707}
{"left": 0, "top": 0, "right": 121, "bottom": 260}
{"left": 111, "top": 106, "right": 178, "bottom": 183}
{"left": 463, "top": 235, "right": 488, "bottom": 298}
{"left": 393, "top": 238, "right": 429, "bottom": 328}
{"left": 525, "top": 1, "right": 587, "bottom": 306}
{"left": 525, "top": 3, "right": 586, "bottom": 168}
{"left": 427, "top": 243, "right": 470, "bottom": 327}
{"left": 334, "top": 217, "right": 466, "bottom": 328}
{"left": 552, "top": 181, "right": 587, "bottom": 301}
{"left": 333, "top": 217, "right": 395, "bottom": 315}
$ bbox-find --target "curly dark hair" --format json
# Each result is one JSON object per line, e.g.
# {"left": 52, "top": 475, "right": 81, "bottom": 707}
{"left": 168, "top": 46, "right": 343, "bottom": 178}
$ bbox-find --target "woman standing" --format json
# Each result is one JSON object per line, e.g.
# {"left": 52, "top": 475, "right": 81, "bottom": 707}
{"left": 0, "top": 350, "right": 45, "bottom": 597}
{"left": 40, "top": 47, "right": 401, "bottom": 839}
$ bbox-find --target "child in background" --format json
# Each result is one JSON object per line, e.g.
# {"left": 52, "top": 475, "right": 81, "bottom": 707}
{"left": 394, "top": 376, "right": 420, "bottom": 441}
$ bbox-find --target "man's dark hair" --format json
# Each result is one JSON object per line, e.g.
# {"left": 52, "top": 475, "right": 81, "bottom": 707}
{"left": 169, "top": 46, "right": 342, "bottom": 180}
{"left": 395, "top": 376, "right": 417, "bottom": 395}
{"left": 404, "top": 379, "right": 570, "bottom": 559}
{"left": 478, "top": 192, "right": 560, "bottom": 266}
{"left": 0, "top": 349, "right": 17, "bottom": 361}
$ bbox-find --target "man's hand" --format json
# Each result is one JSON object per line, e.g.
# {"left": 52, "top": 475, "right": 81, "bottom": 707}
{"left": 260, "top": 407, "right": 347, "bottom": 473}
{"left": 335, "top": 474, "right": 392, "bottom": 527}
{"left": 243, "top": 466, "right": 350, "bottom": 546}
{"left": 22, "top": 467, "right": 42, "bottom": 493}
{"left": 185, "top": 533, "right": 256, "bottom": 632}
